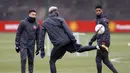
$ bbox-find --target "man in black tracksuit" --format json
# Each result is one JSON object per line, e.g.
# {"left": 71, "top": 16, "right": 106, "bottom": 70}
{"left": 36, "top": 6, "right": 102, "bottom": 73}
{"left": 15, "top": 10, "right": 40, "bottom": 73}
{"left": 88, "top": 5, "right": 118, "bottom": 73}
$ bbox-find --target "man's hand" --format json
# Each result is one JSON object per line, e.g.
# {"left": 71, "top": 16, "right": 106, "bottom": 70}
{"left": 15, "top": 46, "right": 20, "bottom": 53}
{"left": 40, "top": 51, "right": 45, "bottom": 58}
{"left": 15, "top": 44, "right": 20, "bottom": 53}
{"left": 35, "top": 49, "right": 40, "bottom": 55}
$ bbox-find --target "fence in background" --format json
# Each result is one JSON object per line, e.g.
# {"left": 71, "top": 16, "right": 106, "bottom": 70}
{"left": 0, "top": 20, "right": 130, "bottom": 32}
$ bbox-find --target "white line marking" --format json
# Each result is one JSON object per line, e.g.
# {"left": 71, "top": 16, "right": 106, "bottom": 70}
{"left": 110, "top": 58, "right": 121, "bottom": 63}
{"left": 110, "top": 57, "right": 128, "bottom": 63}
{"left": 128, "top": 43, "right": 130, "bottom": 46}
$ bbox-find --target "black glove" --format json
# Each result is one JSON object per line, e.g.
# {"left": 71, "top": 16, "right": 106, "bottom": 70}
{"left": 40, "top": 51, "right": 45, "bottom": 58}
{"left": 15, "top": 44, "right": 20, "bottom": 53}
{"left": 36, "top": 49, "right": 40, "bottom": 55}
{"left": 88, "top": 41, "right": 93, "bottom": 46}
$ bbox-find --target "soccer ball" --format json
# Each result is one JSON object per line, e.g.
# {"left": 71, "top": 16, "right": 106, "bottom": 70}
{"left": 95, "top": 24, "right": 105, "bottom": 34}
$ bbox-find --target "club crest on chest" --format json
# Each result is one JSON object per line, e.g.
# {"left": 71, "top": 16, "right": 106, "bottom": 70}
{"left": 33, "top": 25, "right": 37, "bottom": 30}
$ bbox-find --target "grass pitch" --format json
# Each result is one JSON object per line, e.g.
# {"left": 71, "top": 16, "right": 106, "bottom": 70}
{"left": 0, "top": 33, "right": 130, "bottom": 73}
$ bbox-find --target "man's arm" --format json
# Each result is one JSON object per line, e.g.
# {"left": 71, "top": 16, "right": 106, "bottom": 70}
{"left": 15, "top": 21, "right": 24, "bottom": 53}
{"left": 89, "top": 18, "right": 108, "bottom": 46}
{"left": 89, "top": 34, "right": 97, "bottom": 46}
{"left": 61, "top": 19, "right": 76, "bottom": 43}
{"left": 38, "top": 22, "right": 47, "bottom": 52}
{"left": 36, "top": 24, "right": 40, "bottom": 50}
{"left": 15, "top": 21, "right": 24, "bottom": 46}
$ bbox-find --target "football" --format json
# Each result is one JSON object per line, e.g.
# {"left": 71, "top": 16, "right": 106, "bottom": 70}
{"left": 95, "top": 24, "right": 105, "bottom": 34}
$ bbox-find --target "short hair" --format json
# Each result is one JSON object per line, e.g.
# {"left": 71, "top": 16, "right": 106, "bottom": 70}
{"left": 95, "top": 5, "right": 102, "bottom": 9}
{"left": 49, "top": 6, "right": 58, "bottom": 13}
{"left": 28, "top": 10, "right": 36, "bottom": 14}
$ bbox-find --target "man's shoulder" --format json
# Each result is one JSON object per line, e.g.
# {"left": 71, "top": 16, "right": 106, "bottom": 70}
{"left": 20, "top": 19, "right": 28, "bottom": 24}
{"left": 42, "top": 18, "right": 50, "bottom": 26}
{"left": 45, "top": 16, "right": 64, "bottom": 23}
{"left": 43, "top": 18, "right": 49, "bottom": 23}
{"left": 57, "top": 17, "right": 64, "bottom": 21}
{"left": 51, "top": 16, "right": 64, "bottom": 21}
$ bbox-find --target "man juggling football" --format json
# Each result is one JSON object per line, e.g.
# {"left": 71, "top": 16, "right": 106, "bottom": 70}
{"left": 88, "top": 5, "right": 118, "bottom": 73}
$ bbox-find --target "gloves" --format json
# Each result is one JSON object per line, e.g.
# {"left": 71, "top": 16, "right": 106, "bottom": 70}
{"left": 15, "top": 44, "right": 20, "bottom": 53}
{"left": 88, "top": 41, "right": 93, "bottom": 46}
{"left": 36, "top": 49, "right": 40, "bottom": 55}
{"left": 40, "top": 51, "right": 45, "bottom": 58}
{"left": 36, "top": 48, "right": 45, "bottom": 59}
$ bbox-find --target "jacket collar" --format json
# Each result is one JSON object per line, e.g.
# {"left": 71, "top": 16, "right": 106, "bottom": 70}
{"left": 49, "top": 13, "right": 58, "bottom": 17}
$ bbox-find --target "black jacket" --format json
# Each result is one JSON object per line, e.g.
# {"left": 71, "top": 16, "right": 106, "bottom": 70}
{"left": 90, "top": 14, "right": 110, "bottom": 47}
{"left": 39, "top": 13, "right": 76, "bottom": 51}
{"left": 15, "top": 18, "right": 40, "bottom": 49}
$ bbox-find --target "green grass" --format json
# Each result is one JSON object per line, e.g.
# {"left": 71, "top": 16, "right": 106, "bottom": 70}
{"left": 0, "top": 33, "right": 130, "bottom": 73}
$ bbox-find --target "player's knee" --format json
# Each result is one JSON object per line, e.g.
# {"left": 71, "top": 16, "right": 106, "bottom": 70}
{"left": 29, "top": 60, "right": 34, "bottom": 65}
{"left": 96, "top": 58, "right": 101, "bottom": 63}
{"left": 21, "top": 58, "right": 26, "bottom": 64}
{"left": 103, "top": 59, "right": 110, "bottom": 64}
{"left": 49, "top": 59, "right": 56, "bottom": 64}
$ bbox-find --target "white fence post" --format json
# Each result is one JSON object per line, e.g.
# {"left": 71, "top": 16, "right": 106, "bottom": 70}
{"left": 46, "top": 33, "right": 88, "bottom": 57}
{"left": 73, "top": 33, "right": 81, "bottom": 56}
{"left": 46, "top": 34, "right": 51, "bottom": 56}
